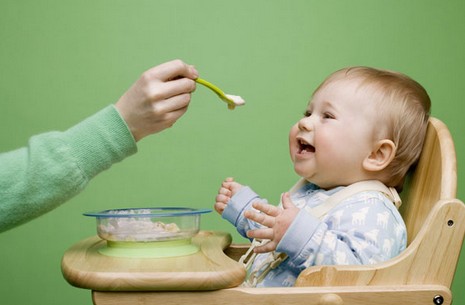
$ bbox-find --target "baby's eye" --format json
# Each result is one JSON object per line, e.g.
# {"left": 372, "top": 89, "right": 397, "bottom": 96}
{"left": 303, "top": 110, "right": 312, "bottom": 117}
{"left": 323, "top": 112, "right": 335, "bottom": 119}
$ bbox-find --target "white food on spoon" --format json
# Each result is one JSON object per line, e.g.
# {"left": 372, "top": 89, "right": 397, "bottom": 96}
{"left": 225, "top": 94, "right": 246, "bottom": 106}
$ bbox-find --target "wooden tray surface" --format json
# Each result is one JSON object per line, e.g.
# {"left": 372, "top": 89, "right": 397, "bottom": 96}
{"left": 61, "top": 231, "right": 246, "bottom": 291}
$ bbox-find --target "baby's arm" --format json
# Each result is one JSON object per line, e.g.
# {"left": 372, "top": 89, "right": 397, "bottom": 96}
{"left": 216, "top": 178, "right": 269, "bottom": 239}
{"left": 277, "top": 194, "right": 407, "bottom": 272}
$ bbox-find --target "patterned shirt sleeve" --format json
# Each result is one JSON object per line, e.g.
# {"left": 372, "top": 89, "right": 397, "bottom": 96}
{"left": 222, "top": 186, "right": 269, "bottom": 239}
{"left": 277, "top": 191, "right": 407, "bottom": 273}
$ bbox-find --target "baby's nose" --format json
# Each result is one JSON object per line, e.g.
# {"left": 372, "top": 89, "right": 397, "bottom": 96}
{"left": 298, "top": 116, "right": 313, "bottom": 131}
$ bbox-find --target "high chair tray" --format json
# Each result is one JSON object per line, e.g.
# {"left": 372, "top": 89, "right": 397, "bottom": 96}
{"left": 61, "top": 231, "right": 246, "bottom": 291}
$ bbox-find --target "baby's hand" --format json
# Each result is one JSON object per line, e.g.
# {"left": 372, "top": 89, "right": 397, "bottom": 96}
{"left": 214, "top": 177, "right": 243, "bottom": 215}
{"left": 245, "top": 192, "right": 299, "bottom": 253}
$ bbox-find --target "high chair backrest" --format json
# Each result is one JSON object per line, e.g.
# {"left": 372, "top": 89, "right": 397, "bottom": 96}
{"left": 399, "top": 117, "right": 457, "bottom": 244}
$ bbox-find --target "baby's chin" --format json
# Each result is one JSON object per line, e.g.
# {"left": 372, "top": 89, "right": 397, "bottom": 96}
{"left": 292, "top": 172, "right": 333, "bottom": 190}
{"left": 292, "top": 168, "right": 314, "bottom": 184}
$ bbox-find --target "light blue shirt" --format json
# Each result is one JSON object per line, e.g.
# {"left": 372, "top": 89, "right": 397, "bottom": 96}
{"left": 222, "top": 182, "right": 407, "bottom": 287}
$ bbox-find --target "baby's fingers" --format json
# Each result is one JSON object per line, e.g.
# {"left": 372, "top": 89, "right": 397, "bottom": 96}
{"left": 214, "top": 201, "right": 227, "bottom": 214}
{"left": 244, "top": 209, "right": 275, "bottom": 228}
{"left": 281, "top": 192, "right": 296, "bottom": 209}
{"left": 253, "top": 240, "right": 277, "bottom": 254}
{"left": 218, "top": 187, "right": 232, "bottom": 197}
{"left": 246, "top": 227, "right": 273, "bottom": 240}
{"left": 215, "top": 193, "right": 230, "bottom": 203}
{"left": 251, "top": 201, "right": 280, "bottom": 217}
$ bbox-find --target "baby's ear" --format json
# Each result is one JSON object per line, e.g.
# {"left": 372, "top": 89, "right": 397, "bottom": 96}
{"left": 363, "top": 139, "right": 396, "bottom": 172}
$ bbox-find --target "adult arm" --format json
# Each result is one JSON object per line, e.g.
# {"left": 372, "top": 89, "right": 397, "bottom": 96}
{"left": 0, "top": 105, "right": 136, "bottom": 232}
{"left": 0, "top": 59, "right": 198, "bottom": 233}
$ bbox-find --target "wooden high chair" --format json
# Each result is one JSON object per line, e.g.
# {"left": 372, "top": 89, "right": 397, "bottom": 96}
{"left": 63, "top": 118, "right": 465, "bottom": 305}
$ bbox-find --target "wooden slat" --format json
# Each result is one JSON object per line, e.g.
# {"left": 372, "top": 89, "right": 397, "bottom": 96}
{"left": 92, "top": 285, "right": 452, "bottom": 305}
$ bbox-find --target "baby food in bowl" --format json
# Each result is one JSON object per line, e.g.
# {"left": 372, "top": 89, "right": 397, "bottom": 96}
{"left": 84, "top": 207, "right": 211, "bottom": 258}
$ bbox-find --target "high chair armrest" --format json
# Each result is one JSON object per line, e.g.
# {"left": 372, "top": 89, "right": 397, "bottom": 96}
{"left": 224, "top": 243, "right": 250, "bottom": 262}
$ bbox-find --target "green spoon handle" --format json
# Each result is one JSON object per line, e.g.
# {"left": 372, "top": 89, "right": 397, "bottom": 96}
{"left": 195, "top": 78, "right": 226, "bottom": 98}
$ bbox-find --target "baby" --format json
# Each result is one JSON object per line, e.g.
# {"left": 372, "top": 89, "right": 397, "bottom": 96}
{"left": 215, "top": 66, "right": 431, "bottom": 287}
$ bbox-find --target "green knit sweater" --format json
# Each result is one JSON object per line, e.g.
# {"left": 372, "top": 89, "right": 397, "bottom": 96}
{"left": 0, "top": 105, "right": 137, "bottom": 232}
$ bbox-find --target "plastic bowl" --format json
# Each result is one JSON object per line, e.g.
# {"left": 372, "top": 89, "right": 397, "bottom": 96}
{"left": 84, "top": 207, "right": 211, "bottom": 242}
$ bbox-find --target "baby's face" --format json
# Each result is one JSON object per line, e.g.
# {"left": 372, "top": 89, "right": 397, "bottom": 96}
{"left": 289, "top": 78, "right": 379, "bottom": 189}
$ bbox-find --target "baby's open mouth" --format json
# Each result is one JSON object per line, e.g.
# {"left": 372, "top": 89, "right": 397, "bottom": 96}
{"left": 298, "top": 139, "right": 315, "bottom": 153}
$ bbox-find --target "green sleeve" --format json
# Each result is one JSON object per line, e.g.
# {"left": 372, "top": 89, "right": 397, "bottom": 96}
{"left": 0, "top": 105, "right": 137, "bottom": 232}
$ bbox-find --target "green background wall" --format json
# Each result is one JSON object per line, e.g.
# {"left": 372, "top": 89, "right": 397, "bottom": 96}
{"left": 1, "top": 1, "right": 464, "bottom": 304}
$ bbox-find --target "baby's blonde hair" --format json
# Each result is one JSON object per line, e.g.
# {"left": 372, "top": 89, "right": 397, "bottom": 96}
{"left": 314, "top": 67, "right": 431, "bottom": 190}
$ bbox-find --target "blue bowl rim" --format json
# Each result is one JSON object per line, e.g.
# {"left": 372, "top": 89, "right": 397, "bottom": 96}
{"left": 83, "top": 207, "right": 212, "bottom": 218}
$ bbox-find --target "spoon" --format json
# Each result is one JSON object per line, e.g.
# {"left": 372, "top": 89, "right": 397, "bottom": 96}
{"left": 195, "top": 78, "right": 245, "bottom": 110}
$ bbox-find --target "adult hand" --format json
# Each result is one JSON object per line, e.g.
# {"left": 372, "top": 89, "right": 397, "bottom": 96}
{"left": 245, "top": 192, "right": 299, "bottom": 253}
{"left": 115, "top": 59, "right": 199, "bottom": 142}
